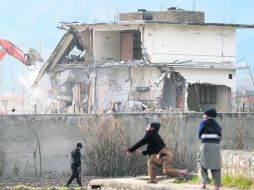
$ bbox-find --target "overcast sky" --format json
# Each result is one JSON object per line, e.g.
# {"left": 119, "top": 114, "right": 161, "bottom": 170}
{"left": 0, "top": 0, "right": 254, "bottom": 95}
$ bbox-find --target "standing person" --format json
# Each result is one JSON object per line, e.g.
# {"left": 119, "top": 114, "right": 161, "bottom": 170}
{"left": 198, "top": 108, "right": 222, "bottom": 190}
{"left": 66, "top": 143, "right": 83, "bottom": 187}
{"left": 124, "top": 121, "right": 188, "bottom": 183}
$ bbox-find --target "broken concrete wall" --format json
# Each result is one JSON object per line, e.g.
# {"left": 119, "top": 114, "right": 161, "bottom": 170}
{"left": 172, "top": 67, "right": 234, "bottom": 111}
{"left": 161, "top": 78, "right": 177, "bottom": 108}
{"left": 77, "top": 30, "right": 92, "bottom": 64}
{"left": 96, "top": 66, "right": 166, "bottom": 112}
{"left": 144, "top": 24, "right": 235, "bottom": 63}
{"left": 175, "top": 68, "right": 235, "bottom": 91}
{"left": 187, "top": 84, "right": 200, "bottom": 111}
{"left": 48, "top": 65, "right": 234, "bottom": 113}
{"left": 96, "top": 67, "right": 130, "bottom": 112}
{"left": 129, "top": 67, "right": 163, "bottom": 108}
{"left": 217, "top": 85, "right": 232, "bottom": 111}
{"left": 79, "top": 30, "right": 90, "bottom": 46}
{"left": 51, "top": 68, "right": 90, "bottom": 112}
{"left": 0, "top": 113, "right": 253, "bottom": 177}
{"left": 187, "top": 84, "right": 231, "bottom": 112}
{"left": 94, "top": 31, "right": 121, "bottom": 62}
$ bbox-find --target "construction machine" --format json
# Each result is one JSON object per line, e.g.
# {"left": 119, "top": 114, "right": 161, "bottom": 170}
{"left": 0, "top": 39, "right": 43, "bottom": 66}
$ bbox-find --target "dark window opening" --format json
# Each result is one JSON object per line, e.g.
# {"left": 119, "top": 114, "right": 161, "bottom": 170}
{"left": 133, "top": 32, "right": 142, "bottom": 59}
{"left": 199, "top": 86, "right": 216, "bottom": 104}
{"left": 229, "top": 74, "right": 232, "bottom": 79}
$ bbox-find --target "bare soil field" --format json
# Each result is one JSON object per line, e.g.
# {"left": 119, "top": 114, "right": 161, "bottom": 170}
{"left": 0, "top": 176, "right": 98, "bottom": 190}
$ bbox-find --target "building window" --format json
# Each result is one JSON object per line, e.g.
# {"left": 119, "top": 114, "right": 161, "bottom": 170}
{"left": 199, "top": 86, "right": 216, "bottom": 104}
{"left": 229, "top": 74, "right": 232, "bottom": 79}
{"left": 1, "top": 100, "right": 8, "bottom": 107}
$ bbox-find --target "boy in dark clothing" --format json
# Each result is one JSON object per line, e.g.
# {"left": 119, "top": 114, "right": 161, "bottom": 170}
{"left": 198, "top": 108, "right": 222, "bottom": 190}
{"left": 199, "top": 108, "right": 221, "bottom": 144}
{"left": 66, "top": 143, "right": 83, "bottom": 187}
{"left": 125, "top": 122, "right": 188, "bottom": 183}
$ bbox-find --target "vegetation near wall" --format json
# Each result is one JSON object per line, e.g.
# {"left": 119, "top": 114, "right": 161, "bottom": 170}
{"left": 84, "top": 117, "right": 147, "bottom": 176}
{"left": 160, "top": 113, "right": 195, "bottom": 170}
{"left": 0, "top": 112, "right": 253, "bottom": 177}
{"left": 83, "top": 114, "right": 195, "bottom": 177}
{"left": 82, "top": 112, "right": 251, "bottom": 177}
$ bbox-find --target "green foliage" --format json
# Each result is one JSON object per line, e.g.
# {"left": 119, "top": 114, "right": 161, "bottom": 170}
{"left": 173, "top": 175, "right": 253, "bottom": 189}
{"left": 222, "top": 175, "right": 253, "bottom": 189}
{"left": 11, "top": 185, "right": 35, "bottom": 190}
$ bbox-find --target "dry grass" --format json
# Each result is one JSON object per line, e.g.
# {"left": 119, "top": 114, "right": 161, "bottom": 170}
{"left": 160, "top": 113, "right": 195, "bottom": 170}
{"left": 84, "top": 117, "right": 147, "bottom": 177}
{"left": 83, "top": 114, "right": 196, "bottom": 177}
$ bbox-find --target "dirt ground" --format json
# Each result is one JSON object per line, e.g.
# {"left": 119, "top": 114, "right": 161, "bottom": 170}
{"left": 0, "top": 176, "right": 98, "bottom": 190}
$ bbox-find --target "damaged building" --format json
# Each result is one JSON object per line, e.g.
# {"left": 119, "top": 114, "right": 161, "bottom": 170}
{"left": 33, "top": 8, "right": 254, "bottom": 113}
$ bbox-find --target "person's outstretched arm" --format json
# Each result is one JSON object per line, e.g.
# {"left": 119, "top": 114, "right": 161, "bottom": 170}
{"left": 128, "top": 135, "right": 149, "bottom": 153}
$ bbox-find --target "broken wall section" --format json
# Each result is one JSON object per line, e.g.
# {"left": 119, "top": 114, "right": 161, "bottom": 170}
{"left": 93, "top": 30, "right": 142, "bottom": 63}
{"left": 188, "top": 84, "right": 232, "bottom": 112}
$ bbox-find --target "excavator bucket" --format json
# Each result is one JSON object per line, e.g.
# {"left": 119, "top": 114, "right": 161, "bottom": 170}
{"left": 26, "top": 48, "right": 44, "bottom": 66}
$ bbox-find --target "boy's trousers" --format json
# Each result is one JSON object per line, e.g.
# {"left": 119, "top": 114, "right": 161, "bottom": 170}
{"left": 148, "top": 147, "right": 182, "bottom": 181}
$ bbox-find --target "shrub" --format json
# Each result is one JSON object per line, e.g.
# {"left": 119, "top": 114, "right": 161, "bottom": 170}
{"left": 84, "top": 117, "right": 147, "bottom": 177}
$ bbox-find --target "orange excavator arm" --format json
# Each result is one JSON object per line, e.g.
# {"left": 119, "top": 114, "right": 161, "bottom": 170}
{"left": 0, "top": 49, "right": 7, "bottom": 61}
{"left": 0, "top": 39, "right": 43, "bottom": 66}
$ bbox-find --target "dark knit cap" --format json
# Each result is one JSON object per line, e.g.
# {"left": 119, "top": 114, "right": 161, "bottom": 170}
{"left": 76, "top": 142, "right": 83, "bottom": 148}
{"left": 204, "top": 108, "right": 217, "bottom": 118}
{"left": 150, "top": 122, "right": 161, "bottom": 131}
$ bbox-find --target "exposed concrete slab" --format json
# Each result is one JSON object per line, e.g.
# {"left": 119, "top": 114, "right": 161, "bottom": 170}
{"left": 88, "top": 176, "right": 241, "bottom": 190}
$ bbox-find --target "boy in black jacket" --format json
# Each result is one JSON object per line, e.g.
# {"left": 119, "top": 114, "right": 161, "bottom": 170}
{"left": 125, "top": 122, "right": 188, "bottom": 183}
{"left": 66, "top": 143, "right": 83, "bottom": 187}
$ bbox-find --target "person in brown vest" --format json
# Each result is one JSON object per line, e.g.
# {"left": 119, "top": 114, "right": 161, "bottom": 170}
{"left": 124, "top": 121, "right": 188, "bottom": 183}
